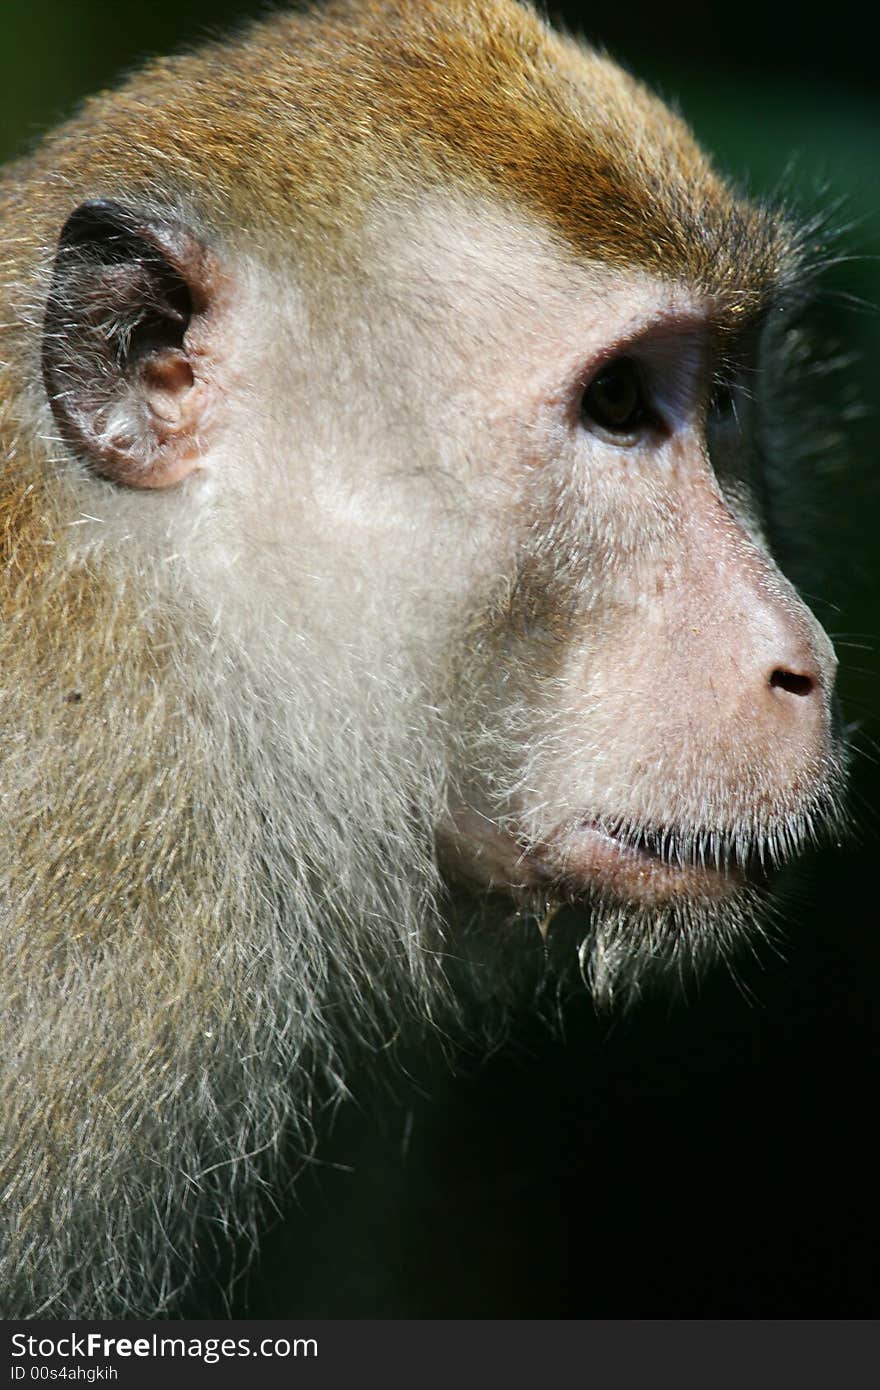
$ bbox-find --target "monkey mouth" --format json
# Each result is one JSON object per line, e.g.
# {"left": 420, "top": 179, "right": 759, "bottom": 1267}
{"left": 441, "top": 807, "right": 774, "bottom": 907}
{"left": 526, "top": 817, "right": 761, "bottom": 906}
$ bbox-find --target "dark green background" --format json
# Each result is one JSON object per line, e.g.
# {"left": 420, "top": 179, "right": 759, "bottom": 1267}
{"left": 1, "top": 1, "right": 878, "bottom": 1316}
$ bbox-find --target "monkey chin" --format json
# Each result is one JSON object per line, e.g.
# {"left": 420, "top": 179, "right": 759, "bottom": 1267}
{"left": 440, "top": 810, "right": 784, "bottom": 1009}
{"left": 529, "top": 829, "right": 775, "bottom": 1009}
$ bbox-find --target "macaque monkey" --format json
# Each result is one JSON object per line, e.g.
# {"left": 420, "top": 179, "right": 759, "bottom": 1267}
{"left": 0, "top": 0, "right": 845, "bottom": 1318}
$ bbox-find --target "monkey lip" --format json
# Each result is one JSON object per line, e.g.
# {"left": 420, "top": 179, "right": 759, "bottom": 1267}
{"left": 524, "top": 818, "right": 757, "bottom": 905}
{"left": 440, "top": 808, "right": 761, "bottom": 906}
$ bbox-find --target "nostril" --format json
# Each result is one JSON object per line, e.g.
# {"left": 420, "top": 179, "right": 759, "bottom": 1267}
{"left": 770, "top": 668, "right": 815, "bottom": 698}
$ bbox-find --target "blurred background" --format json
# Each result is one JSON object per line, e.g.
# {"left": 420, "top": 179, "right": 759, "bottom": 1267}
{"left": 2, "top": 0, "right": 878, "bottom": 1317}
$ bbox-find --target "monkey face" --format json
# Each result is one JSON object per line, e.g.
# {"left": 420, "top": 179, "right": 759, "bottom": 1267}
{"left": 410, "top": 246, "right": 845, "bottom": 990}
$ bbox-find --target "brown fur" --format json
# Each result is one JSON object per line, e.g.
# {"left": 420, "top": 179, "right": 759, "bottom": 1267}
{"left": 1, "top": 2, "right": 786, "bottom": 307}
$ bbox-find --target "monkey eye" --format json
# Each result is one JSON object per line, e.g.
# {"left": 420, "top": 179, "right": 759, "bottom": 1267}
{"left": 580, "top": 357, "right": 651, "bottom": 440}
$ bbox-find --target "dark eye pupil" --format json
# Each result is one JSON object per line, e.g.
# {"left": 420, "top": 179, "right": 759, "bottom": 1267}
{"left": 582, "top": 358, "right": 645, "bottom": 434}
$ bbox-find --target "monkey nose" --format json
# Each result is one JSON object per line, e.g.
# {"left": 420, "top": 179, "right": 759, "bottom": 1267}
{"left": 760, "top": 615, "right": 837, "bottom": 716}
{"left": 768, "top": 667, "right": 817, "bottom": 698}
{"left": 720, "top": 571, "right": 838, "bottom": 725}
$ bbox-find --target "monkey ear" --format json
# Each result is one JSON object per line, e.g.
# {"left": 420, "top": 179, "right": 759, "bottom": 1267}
{"left": 42, "top": 199, "right": 219, "bottom": 489}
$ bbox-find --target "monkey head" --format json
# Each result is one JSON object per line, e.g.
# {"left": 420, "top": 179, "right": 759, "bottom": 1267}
{"left": 0, "top": 0, "right": 848, "bottom": 1317}
{"left": 31, "top": 4, "right": 842, "bottom": 1001}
